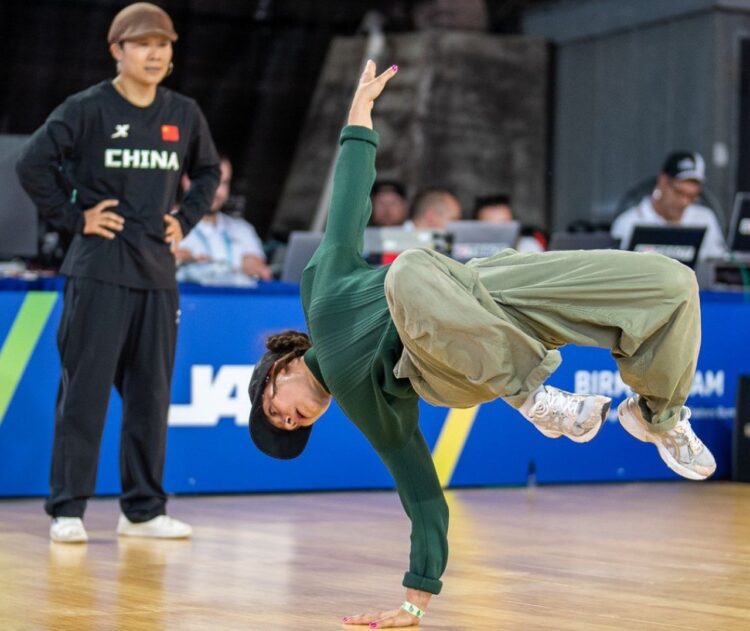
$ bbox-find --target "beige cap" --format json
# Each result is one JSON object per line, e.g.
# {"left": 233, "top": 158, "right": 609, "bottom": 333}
{"left": 108, "top": 2, "right": 178, "bottom": 44}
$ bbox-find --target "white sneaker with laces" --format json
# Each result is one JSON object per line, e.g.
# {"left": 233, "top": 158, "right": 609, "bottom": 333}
{"left": 520, "top": 385, "right": 611, "bottom": 443}
{"left": 116, "top": 514, "right": 192, "bottom": 539}
{"left": 617, "top": 395, "right": 716, "bottom": 480}
{"left": 50, "top": 517, "right": 88, "bottom": 543}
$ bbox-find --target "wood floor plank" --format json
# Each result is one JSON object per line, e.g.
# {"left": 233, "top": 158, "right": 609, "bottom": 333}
{"left": 1, "top": 482, "right": 749, "bottom": 630}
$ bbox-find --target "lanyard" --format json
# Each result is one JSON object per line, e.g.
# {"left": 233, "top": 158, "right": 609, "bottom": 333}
{"left": 193, "top": 222, "right": 234, "bottom": 267}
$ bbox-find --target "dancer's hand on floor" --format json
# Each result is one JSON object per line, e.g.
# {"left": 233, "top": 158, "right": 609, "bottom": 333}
{"left": 342, "top": 607, "right": 419, "bottom": 628}
{"left": 342, "top": 588, "right": 430, "bottom": 628}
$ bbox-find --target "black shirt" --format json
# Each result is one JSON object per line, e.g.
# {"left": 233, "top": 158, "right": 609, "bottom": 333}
{"left": 16, "top": 81, "right": 220, "bottom": 289}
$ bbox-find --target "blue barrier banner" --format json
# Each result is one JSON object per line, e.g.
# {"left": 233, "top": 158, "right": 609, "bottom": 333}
{"left": 0, "top": 286, "right": 747, "bottom": 497}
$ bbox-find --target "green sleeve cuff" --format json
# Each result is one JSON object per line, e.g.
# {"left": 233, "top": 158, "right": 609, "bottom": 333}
{"left": 402, "top": 571, "right": 443, "bottom": 595}
{"left": 339, "top": 125, "right": 379, "bottom": 148}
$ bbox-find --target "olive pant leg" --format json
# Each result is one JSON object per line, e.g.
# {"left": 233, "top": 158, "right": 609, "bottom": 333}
{"left": 469, "top": 248, "right": 700, "bottom": 430}
{"left": 384, "top": 249, "right": 562, "bottom": 409}
{"left": 385, "top": 248, "right": 700, "bottom": 432}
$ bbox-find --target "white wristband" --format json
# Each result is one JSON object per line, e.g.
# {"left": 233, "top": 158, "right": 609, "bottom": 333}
{"left": 401, "top": 600, "right": 425, "bottom": 619}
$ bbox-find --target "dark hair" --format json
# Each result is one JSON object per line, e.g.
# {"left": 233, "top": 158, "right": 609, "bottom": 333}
{"left": 473, "top": 194, "right": 512, "bottom": 219}
{"left": 371, "top": 179, "right": 406, "bottom": 198}
{"left": 248, "top": 330, "right": 314, "bottom": 460}
{"left": 266, "top": 330, "right": 311, "bottom": 393}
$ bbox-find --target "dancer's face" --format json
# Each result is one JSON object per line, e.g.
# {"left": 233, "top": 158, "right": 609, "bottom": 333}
{"left": 262, "top": 359, "right": 331, "bottom": 431}
{"left": 111, "top": 36, "right": 173, "bottom": 86}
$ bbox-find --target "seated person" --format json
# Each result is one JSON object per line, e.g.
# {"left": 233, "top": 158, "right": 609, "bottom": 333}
{"left": 406, "top": 188, "right": 462, "bottom": 230}
{"left": 177, "top": 155, "right": 272, "bottom": 281}
{"left": 473, "top": 193, "right": 514, "bottom": 223}
{"left": 370, "top": 180, "right": 409, "bottom": 227}
{"left": 473, "top": 193, "right": 546, "bottom": 253}
{"left": 611, "top": 151, "right": 727, "bottom": 260}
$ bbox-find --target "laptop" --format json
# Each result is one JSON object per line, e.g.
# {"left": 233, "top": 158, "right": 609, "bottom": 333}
{"left": 363, "top": 227, "right": 437, "bottom": 263}
{"left": 447, "top": 220, "right": 520, "bottom": 262}
{"left": 548, "top": 231, "right": 619, "bottom": 251}
{"left": 0, "top": 135, "right": 38, "bottom": 259}
{"left": 626, "top": 225, "right": 706, "bottom": 268}
{"left": 280, "top": 231, "right": 323, "bottom": 283}
{"left": 728, "top": 192, "right": 750, "bottom": 257}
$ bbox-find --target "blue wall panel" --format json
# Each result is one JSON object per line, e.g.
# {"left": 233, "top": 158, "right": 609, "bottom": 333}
{"left": 0, "top": 288, "right": 746, "bottom": 497}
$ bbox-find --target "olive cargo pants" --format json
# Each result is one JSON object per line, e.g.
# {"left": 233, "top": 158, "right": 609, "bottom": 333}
{"left": 384, "top": 248, "right": 700, "bottom": 431}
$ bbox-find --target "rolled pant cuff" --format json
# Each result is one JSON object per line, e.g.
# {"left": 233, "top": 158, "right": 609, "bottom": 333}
{"left": 402, "top": 571, "right": 443, "bottom": 595}
{"left": 503, "top": 349, "right": 562, "bottom": 409}
{"left": 645, "top": 403, "right": 681, "bottom": 433}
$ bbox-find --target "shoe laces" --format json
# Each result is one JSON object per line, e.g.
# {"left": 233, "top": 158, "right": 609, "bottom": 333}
{"left": 532, "top": 390, "right": 581, "bottom": 424}
{"left": 672, "top": 409, "right": 703, "bottom": 454}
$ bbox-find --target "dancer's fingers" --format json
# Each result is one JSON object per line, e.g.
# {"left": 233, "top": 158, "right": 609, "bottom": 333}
{"left": 360, "top": 59, "right": 376, "bottom": 84}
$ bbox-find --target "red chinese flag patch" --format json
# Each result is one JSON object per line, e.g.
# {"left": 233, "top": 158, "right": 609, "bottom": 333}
{"left": 161, "top": 125, "right": 180, "bottom": 142}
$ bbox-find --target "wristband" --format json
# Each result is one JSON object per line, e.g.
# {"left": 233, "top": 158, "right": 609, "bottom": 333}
{"left": 401, "top": 601, "right": 425, "bottom": 619}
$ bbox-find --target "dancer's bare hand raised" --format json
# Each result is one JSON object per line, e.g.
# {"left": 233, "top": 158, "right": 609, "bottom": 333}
{"left": 348, "top": 59, "right": 398, "bottom": 129}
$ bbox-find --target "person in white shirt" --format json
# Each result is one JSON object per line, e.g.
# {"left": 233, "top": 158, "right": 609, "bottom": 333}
{"left": 611, "top": 151, "right": 727, "bottom": 260}
{"left": 177, "top": 155, "right": 272, "bottom": 281}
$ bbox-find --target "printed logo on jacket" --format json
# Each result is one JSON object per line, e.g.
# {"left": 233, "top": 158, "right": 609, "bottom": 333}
{"left": 104, "top": 149, "right": 180, "bottom": 171}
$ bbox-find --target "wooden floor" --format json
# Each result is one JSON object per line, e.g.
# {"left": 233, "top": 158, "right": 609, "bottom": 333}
{"left": 1, "top": 482, "right": 749, "bottom": 630}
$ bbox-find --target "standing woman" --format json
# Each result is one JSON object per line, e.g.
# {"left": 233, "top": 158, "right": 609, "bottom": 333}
{"left": 248, "top": 61, "right": 715, "bottom": 628}
{"left": 17, "top": 2, "right": 220, "bottom": 542}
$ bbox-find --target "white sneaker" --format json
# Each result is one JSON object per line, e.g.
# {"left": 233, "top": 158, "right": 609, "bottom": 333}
{"left": 520, "top": 385, "right": 611, "bottom": 443}
{"left": 116, "top": 514, "right": 192, "bottom": 539}
{"left": 50, "top": 517, "right": 88, "bottom": 543}
{"left": 617, "top": 395, "right": 716, "bottom": 480}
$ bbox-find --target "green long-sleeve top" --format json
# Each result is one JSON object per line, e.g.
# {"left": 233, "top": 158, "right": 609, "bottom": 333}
{"left": 300, "top": 125, "right": 448, "bottom": 595}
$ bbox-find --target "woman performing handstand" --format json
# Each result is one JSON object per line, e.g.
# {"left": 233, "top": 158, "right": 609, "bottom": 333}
{"left": 247, "top": 61, "right": 715, "bottom": 628}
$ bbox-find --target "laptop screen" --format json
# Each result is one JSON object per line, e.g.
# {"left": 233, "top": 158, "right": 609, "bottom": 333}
{"left": 626, "top": 225, "right": 706, "bottom": 268}
{"left": 728, "top": 192, "right": 750, "bottom": 253}
{"left": 548, "top": 232, "right": 619, "bottom": 251}
{"left": 280, "top": 231, "right": 323, "bottom": 284}
{"left": 447, "top": 220, "right": 520, "bottom": 262}
{"left": 0, "top": 135, "right": 38, "bottom": 259}
{"left": 363, "top": 227, "right": 437, "bottom": 252}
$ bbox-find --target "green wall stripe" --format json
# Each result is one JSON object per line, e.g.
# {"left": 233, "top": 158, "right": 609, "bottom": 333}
{"left": 0, "top": 292, "right": 58, "bottom": 425}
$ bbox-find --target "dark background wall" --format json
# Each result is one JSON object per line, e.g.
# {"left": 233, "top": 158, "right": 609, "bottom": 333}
{"left": 524, "top": 0, "right": 750, "bottom": 232}
{"left": 0, "top": 0, "right": 549, "bottom": 241}
{"left": 274, "top": 31, "right": 549, "bottom": 235}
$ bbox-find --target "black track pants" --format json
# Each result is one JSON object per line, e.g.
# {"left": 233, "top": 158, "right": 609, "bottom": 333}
{"left": 45, "top": 277, "right": 179, "bottom": 521}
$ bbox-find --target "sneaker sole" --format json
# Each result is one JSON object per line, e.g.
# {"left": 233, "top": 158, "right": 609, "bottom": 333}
{"left": 117, "top": 528, "right": 191, "bottom": 539}
{"left": 117, "top": 524, "right": 192, "bottom": 539}
{"left": 617, "top": 400, "right": 709, "bottom": 481}
{"left": 536, "top": 426, "right": 563, "bottom": 439}
{"left": 116, "top": 515, "right": 192, "bottom": 539}
{"left": 567, "top": 398, "right": 611, "bottom": 444}
{"left": 50, "top": 531, "right": 88, "bottom": 543}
